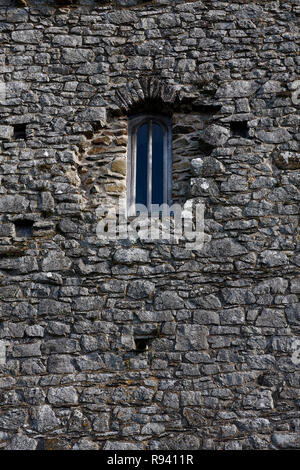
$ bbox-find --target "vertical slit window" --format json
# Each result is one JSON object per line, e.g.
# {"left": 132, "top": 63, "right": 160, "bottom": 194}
{"left": 128, "top": 114, "right": 171, "bottom": 215}
{"left": 152, "top": 122, "right": 164, "bottom": 205}
{"left": 136, "top": 123, "right": 148, "bottom": 207}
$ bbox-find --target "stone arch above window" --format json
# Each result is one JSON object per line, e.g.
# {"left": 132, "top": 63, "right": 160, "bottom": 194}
{"left": 111, "top": 78, "right": 181, "bottom": 116}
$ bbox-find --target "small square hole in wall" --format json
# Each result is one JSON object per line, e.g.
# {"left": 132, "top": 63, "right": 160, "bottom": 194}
{"left": 134, "top": 338, "right": 149, "bottom": 353}
{"left": 13, "top": 124, "right": 27, "bottom": 140}
{"left": 14, "top": 220, "right": 33, "bottom": 238}
{"left": 230, "top": 121, "right": 249, "bottom": 138}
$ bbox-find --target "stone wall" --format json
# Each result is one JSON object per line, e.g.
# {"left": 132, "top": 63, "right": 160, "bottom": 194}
{"left": 0, "top": 0, "right": 299, "bottom": 450}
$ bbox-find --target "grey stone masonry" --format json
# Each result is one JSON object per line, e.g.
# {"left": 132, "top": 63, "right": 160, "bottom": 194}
{"left": 0, "top": 0, "right": 299, "bottom": 451}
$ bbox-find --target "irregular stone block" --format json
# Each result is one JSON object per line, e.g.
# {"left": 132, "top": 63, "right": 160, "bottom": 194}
{"left": 272, "top": 433, "right": 300, "bottom": 449}
{"left": 216, "top": 80, "right": 259, "bottom": 98}
{"left": 0, "top": 340, "right": 7, "bottom": 365}
{"left": 40, "top": 191, "right": 55, "bottom": 213}
{"left": 273, "top": 151, "right": 300, "bottom": 170}
{"left": 207, "top": 238, "right": 247, "bottom": 257}
{"left": 243, "top": 390, "right": 274, "bottom": 410}
{"left": 42, "top": 339, "right": 79, "bottom": 355}
{"left": 32, "top": 405, "right": 60, "bottom": 433}
{"left": 42, "top": 250, "right": 72, "bottom": 272}
{"left": 47, "top": 355, "right": 75, "bottom": 374}
{"left": 257, "top": 128, "right": 291, "bottom": 144}
{"left": 38, "top": 299, "right": 71, "bottom": 316}
{"left": 21, "top": 358, "right": 46, "bottom": 375}
{"left": 25, "top": 325, "right": 44, "bottom": 337}
{"left": 222, "top": 288, "right": 256, "bottom": 305}
{"left": 0, "top": 195, "right": 29, "bottom": 213}
{"left": 0, "top": 409, "right": 28, "bottom": 431}
{"left": 113, "top": 248, "right": 149, "bottom": 265}
{"left": 286, "top": 303, "right": 300, "bottom": 326}
{"left": 200, "top": 124, "right": 230, "bottom": 147}
{"left": 11, "top": 30, "right": 43, "bottom": 44}
{"left": 127, "top": 280, "right": 155, "bottom": 299}
{"left": 92, "top": 413, "right": 110, "bottom": 433}
{"left": 73, "top": 439, "right": 99, "bottom": 450}
{"left": 220, "top": 308, "right": 245, "bottom": 325}
{"left": 259, "top": 250, "right": 289, "bottom": 267}
{"left": 191, "top": 157, "right": 225, "bottom": 177}
{"left": 77, "top": 107, "right": 106, "bottom": 125}
{"left": 0, "top": 125, "right": 14, "bottom": 139}
{"left": 154, "top": 291, "right": 184, "bottom": 310}
{"left": 194, "top": 310, "right": 220, "bottom": 325}
{"left": 103, "top": 441, "right": 143, "bottom": 450}
{"left": 47, "top": 386, "right": 78, "bottom": 405}
{"left": 5, "top": 434, "right": 38, "bottom": 450}
{"left": 62, "top": 48, "right": 94, "bottom": 64}
{"left": 221, "top": 175, "right": 248, "bottom": 192}
{"left": 190, "top": 177, "right": 219, "bottom": 197}
{"left": 175, "top": 325, "right": 208, "bottom": 350}
{"left": 12, "top": 342, "right": 41, "bottom": 358}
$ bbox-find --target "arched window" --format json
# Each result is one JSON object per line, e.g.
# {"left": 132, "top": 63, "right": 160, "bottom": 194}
{"left": 127, "top": 114, "right": 172, "bottom": 215}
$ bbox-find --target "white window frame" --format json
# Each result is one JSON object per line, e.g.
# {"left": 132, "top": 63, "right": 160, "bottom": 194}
{"left": 127, "top": 114, "right": 172, "bottom": 216}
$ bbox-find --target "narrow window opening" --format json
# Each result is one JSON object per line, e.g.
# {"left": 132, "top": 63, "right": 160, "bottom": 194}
{"left": 152, "top": 122, "right": 164, "bottom": 205}
{"left": 230, "top": 121, "right": 249, "bottom": 138}
{"left": 136, "top": 123, "right": 148, "bottom": 207}
{"left": 127, "top": 114, "right": 172, "bottom": 216}
{"left": 13, "top": 124, "right": 27, "bottom": 140}
{"left": 14, "top": 220, "right": 33, "bottom": 238}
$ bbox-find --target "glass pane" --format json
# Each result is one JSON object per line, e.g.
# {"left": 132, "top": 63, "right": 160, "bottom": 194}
{"left": 135, "top": 123, "right": 148, "bottom": 207}
{"left": 152, "top": 122, "right": 164, "bottom": 205}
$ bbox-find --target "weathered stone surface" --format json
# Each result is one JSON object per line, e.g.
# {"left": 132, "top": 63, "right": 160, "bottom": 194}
{"left": 77, "top": 107, "right": 106, "bottom": 125}
{"left": 216, "top": 80, "right": 259, "bottom": 98}
{"left": 0, "top": 410, "right": 28, "bottom": 431}
{"left": 0, "top": 195, "right": 29, "bottom": 213}
{"left": 11, "top": 30, "right": 43, "bottom": 44}
{"left": 175, "top": 325, "right": 208, "bottom": 351}
{"left": 5, "top": 434, "right": 38, "bottom": 450}
{"left": 42, "top": 251, "right": 72, "bottom": 272}
{"left": 38, "top": 300, "right": 71, "bottom": 316}
{"left": 103, "top": 441, "right": 143, "bottom": 450}
{"left": 113, "top": 248, "right": 149, "bottom": 264}
{"left": 220, "top": 308, "right": 245, "bottom": 325}
{"left": 0, "top": 0, "right": 299, "bottom": 452}
{"left": 207, "top": 238, "right": 247, "bottom": 257}
{"left": 127, "top": 280, "right": 155, "bottom": 299}
{"left": 256, "top": 308, "right": 286, "bottom": 327}
{"left": 155, "top": 291, "right": 184, "bottom": 310}
{"left": 47, "top": 387, "right": 78, "bottom": 405}
{"left": 73, "top": 439, "right": 99, "bottom": 450}
{"left": 32, "top": 405, "right": 60, "bottom": 433}
{"left": 12, "top": 342, "right": 41, "bottom": 358}
{"left": 273, "top": 151, "right": 300, "bottom": 170}
{"left": 259, "top": 251, "right": 289, "bottom": 267}
{"left": 0, "top": 125, "right": 14, "bottom": 139}
{"left": 200, "top": 124, "right": 230, "bottom": 147}
{"left": 272, "top": 433, "right": 300, "bottom": 449}
{"left": 286, "top": 304, "right": 300, "bottom": 326}
{"left": 244, "top": 391, "right": 274, "bottom": 410}
{"left": 47, "top": 355, "right": 75, "bottom": 374}
{"left": 191, "top": 157, "right": 225, "bottom": 177}
{"left": 257, "top": 129, "right": 292, "bottom": 144}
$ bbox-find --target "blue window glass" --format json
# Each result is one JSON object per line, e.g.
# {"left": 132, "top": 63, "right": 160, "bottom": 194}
{"left": 135, "top": 123, "right": 148, "bottom": 207}
{"left": 152, "top": 123, "right": 164, "bottom": 205}
{"left": 127, "top": 114, "right": 171, "bottom": 216}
